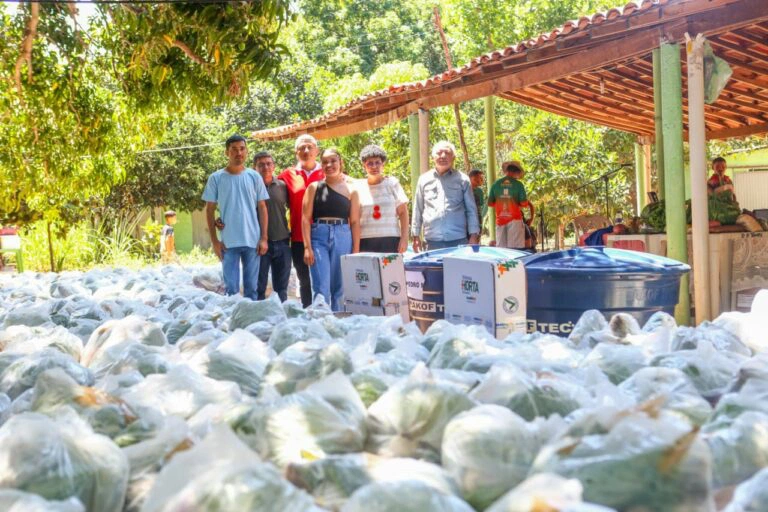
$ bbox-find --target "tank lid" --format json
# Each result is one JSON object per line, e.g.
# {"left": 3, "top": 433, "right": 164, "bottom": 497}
{"left": 521, "top": 247, "right": 690, "bottom": 273}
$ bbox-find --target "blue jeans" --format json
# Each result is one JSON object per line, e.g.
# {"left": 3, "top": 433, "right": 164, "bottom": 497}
{"left": 257, "top": 239, "right": 292, "bottom": 302}
{"left": 425, "top": 237, "right": 468, "bottom": 251}
{"left": 309, "top": 223, "right": 352, "bottom": 312}
{"left": 222, "top": 246, "right": 260, "bottom": 300}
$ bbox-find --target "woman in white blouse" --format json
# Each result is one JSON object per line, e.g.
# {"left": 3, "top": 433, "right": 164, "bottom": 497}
{"left": 357, "top": 145, "right": 409, "bottom": 253}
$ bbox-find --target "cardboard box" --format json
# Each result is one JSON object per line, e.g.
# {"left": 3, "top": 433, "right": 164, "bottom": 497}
{"left": 341, "top": 253, "right": 410, "bottom": 323}
{"left": 443, "top": 250, "right": 527, "bottom": 339}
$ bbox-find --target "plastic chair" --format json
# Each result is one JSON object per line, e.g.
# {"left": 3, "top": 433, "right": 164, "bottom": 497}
{"left": 570, "top": 214, "right": 611, "bottom": 247}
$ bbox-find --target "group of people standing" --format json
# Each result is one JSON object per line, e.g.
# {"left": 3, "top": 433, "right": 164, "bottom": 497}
{"left": 202, "top": 134, "right": 533, "bottom": 311}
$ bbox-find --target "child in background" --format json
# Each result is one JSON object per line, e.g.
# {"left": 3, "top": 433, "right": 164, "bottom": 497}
{"left": 160, "top": 210, "right": 178, "bottom": 264}
{"left": 468, "top": 169, "right": 487, "bottom": 235}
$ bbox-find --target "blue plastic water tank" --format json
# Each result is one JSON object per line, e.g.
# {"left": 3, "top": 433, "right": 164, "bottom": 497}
{"left": 404, "top": 246, "right": 527, "bottom": 332}
{"left": 522, "top": 247, "right": 690, "bottom": 335}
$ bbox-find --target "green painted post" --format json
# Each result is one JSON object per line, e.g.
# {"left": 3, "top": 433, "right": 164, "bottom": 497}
{"left": 484, "top": 96, "right": 497, "bottom": 239}
{"left": 634, "top": 142, "right": 647, "bottom": 216}
{"left": 653, "top": 48, "right": 665, "bottom": 200}
{"left": 408, "top": 113, "right": 420, "bottom": 199}
{"left": 660, "top": 41, "right": 690, "bottom": 325}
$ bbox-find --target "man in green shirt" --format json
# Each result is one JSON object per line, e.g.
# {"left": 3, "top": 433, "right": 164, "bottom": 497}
{"left": 487, "top": 160, "right": 534, "bottom": 249}
{"left": 469, "top": 169, "right": 487, "bottom": 233}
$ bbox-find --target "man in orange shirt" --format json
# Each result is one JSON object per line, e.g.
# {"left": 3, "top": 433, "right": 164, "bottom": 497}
{"left": 278, "top": 134, "right": 325, "bottom": 307}
{"left": 487, "top": 160, "right": 534, "bottom": 249}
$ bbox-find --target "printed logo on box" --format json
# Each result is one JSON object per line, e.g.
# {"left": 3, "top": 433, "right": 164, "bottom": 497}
{"left": 355, "top": 270, "right": 370, "bottom": 288}
{"left": 497, "top": 260, "right": 519, "bottom": 275}
{"left": 502, "top": 296, "right": 519, "bottom": 314}
{"left": 381, "top": 255, "right": 398, "bottom": 267}
{"left": 460, "top": 275, "right": 479, "bottom": 303}
{"left": 388, "top": 282, "right": 402, "bottom": 295}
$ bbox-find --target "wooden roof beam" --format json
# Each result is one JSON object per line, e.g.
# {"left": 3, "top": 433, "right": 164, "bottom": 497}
{"left": 510, "top": 86, "right": 652, "bottom": 129}
{"left": 499, "top": 90, "right": 653, "bottom": 135}
{"left": 731, "top": 27, "right": 768, "bottom": 48}
{"left": 534, "top": 82, "right": 652, "bottom": 122}
{"left": 564, "top": 74, "right": 657, "bottom": 110}
{"left": 707, "top": 121, "right": 768, "bottom": 140}
{"left": 708, "top": 39, "right": 768, "bottom": 75}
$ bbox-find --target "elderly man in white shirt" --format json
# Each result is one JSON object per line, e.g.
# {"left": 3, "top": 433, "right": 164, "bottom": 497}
{"left": 411, "top": 141, "right": 481, "bottom": 252}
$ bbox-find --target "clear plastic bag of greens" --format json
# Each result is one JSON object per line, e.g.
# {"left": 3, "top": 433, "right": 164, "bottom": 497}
{"left": 0, "top": 348, "right": 94, "bottom": 399}
{"left": 704, "top": 411, "right": 768, "bottom": 489}
{"left": 703, "top": 39, "right": 732, "bottom": 104}
{"left": 0, "top": 490, "right": 85, "bottom": 512}
{"left": 341, "top": 480, "right": 474, "bottom": 512}
{"left": 190, "top": 329, "right": 274, "bottom": 397}
{"left": 0, "top": 410, "right": 129, "bottom": 512}
{"left": 485, "top": 473, "right": 616, "bottom": 512}
{"left": 532, "top": 407, "right": 714, "bottom": 512}
{"left": 365, "top": 364, "right": 476, "bottom": 462}
{"left": 442, "top": 404, "right": 539, "bottom": 510}
{"left": 287, "top": 452, "right": 458, "bottom": 511}
{"left": 118, "top": 364, "right": 241, "bottom": 419}
{"left": 722, "top": 467, "right": 768, "bottom": 512}
{"left": 0, "top": 324, "right": 83, "bottom": 360}
{"left": 470, "top": 364, "right": 592, "bottom": 421}
{"left": 230, "top": 371, "right": 366, "bottom": 467}
{"left": 81, "top": 315, "right": 168, "bottom": 370}
{"left": 651, "top": 340, "right": 746, "bottom": 399}
{"left": 263, "top": 341, "right": 352, "bottom": 395}
{"left": 619, "top": 366, "right": 712, "bottom": 425}
{"left": 228, "top": 294, "right": 287, "bottom": 330}
{"left": 426, "top": 324, "right": 499, "bottom": 370}
{"left": 141, "top": 424, "right": 322, "bottom": 512}
{"left": 268, "top": 317, "right": 331, "bottom": 354}
{"left": 581, "top": 342, "right": 647, "bottom": 384}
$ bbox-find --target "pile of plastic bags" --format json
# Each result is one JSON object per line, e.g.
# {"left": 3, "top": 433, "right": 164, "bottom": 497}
{"left": 0, "top": 265, "right": 767, "bottom": 512}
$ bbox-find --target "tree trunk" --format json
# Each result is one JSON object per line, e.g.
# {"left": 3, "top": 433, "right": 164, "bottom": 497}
{"left": 46, "top": 221, "right": 55, "bottom": 272}
{"left": 433, "top": 7, "right": 471, "bottom": 172}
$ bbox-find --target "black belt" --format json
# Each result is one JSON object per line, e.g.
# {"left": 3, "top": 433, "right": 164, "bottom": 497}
{"left": 315, "top": 218, "right": 348, "bottom": 225}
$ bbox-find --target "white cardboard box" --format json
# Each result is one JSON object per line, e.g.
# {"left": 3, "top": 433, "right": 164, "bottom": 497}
{"left": 443, "top": 250, "right": 527, "bottom": 339}
{"left": 341, "top": 253, "right": 410, "bottom": 323}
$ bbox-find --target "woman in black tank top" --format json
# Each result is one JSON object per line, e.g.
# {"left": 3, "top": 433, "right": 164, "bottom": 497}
{"left": 301, "top": 148, "right": 360, "bottom": 311}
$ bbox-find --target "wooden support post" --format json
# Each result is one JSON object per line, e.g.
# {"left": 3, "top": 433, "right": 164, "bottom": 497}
{"left": 653, "top": 48, "right": 665, "bottom": 200}
{"left": 686, "top": 34, "right": 712, "bottom": 324}
{"left": 485, "top": 96, "right": 497, "bottom": 238}
{"left": 660, "top": 41, "right": 691, "bottom": 326}
{"left": 418, "top": 109, "right": 429, "bottom": 174}
{"left": 634, "top": 142, "right": 647, "bottom": 216}
{"left": 408, "top": 113, "right": 420, "bottom": 199}
{"left": 433, "top": 7, "right": 471, "bottom": 172}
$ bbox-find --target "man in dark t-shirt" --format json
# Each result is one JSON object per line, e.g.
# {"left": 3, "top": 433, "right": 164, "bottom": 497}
{"left": 254, "top": 151, "right": 292, "bottom": 301}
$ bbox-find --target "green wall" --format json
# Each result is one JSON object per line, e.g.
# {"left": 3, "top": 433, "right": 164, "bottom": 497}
{"left": 173, "top": 211, "right": 193, "bottom": 253}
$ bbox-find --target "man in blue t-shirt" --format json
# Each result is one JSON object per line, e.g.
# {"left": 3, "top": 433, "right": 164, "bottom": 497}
{"left": 202, "top": 135, "right": 269, "bottom": 300}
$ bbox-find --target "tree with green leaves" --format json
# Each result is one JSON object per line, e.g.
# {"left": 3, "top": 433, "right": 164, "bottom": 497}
{"left": 0, "top": 1, "right": 293, "bottom": 225}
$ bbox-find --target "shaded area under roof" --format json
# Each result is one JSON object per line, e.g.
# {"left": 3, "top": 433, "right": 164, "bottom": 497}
{"left": 252, "top": 0, "right": 768, "bottom": 142}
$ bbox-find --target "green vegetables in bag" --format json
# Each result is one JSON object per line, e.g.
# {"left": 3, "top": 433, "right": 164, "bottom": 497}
{"left": 641, "top": 201, "right": 667, "bottom": 231}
